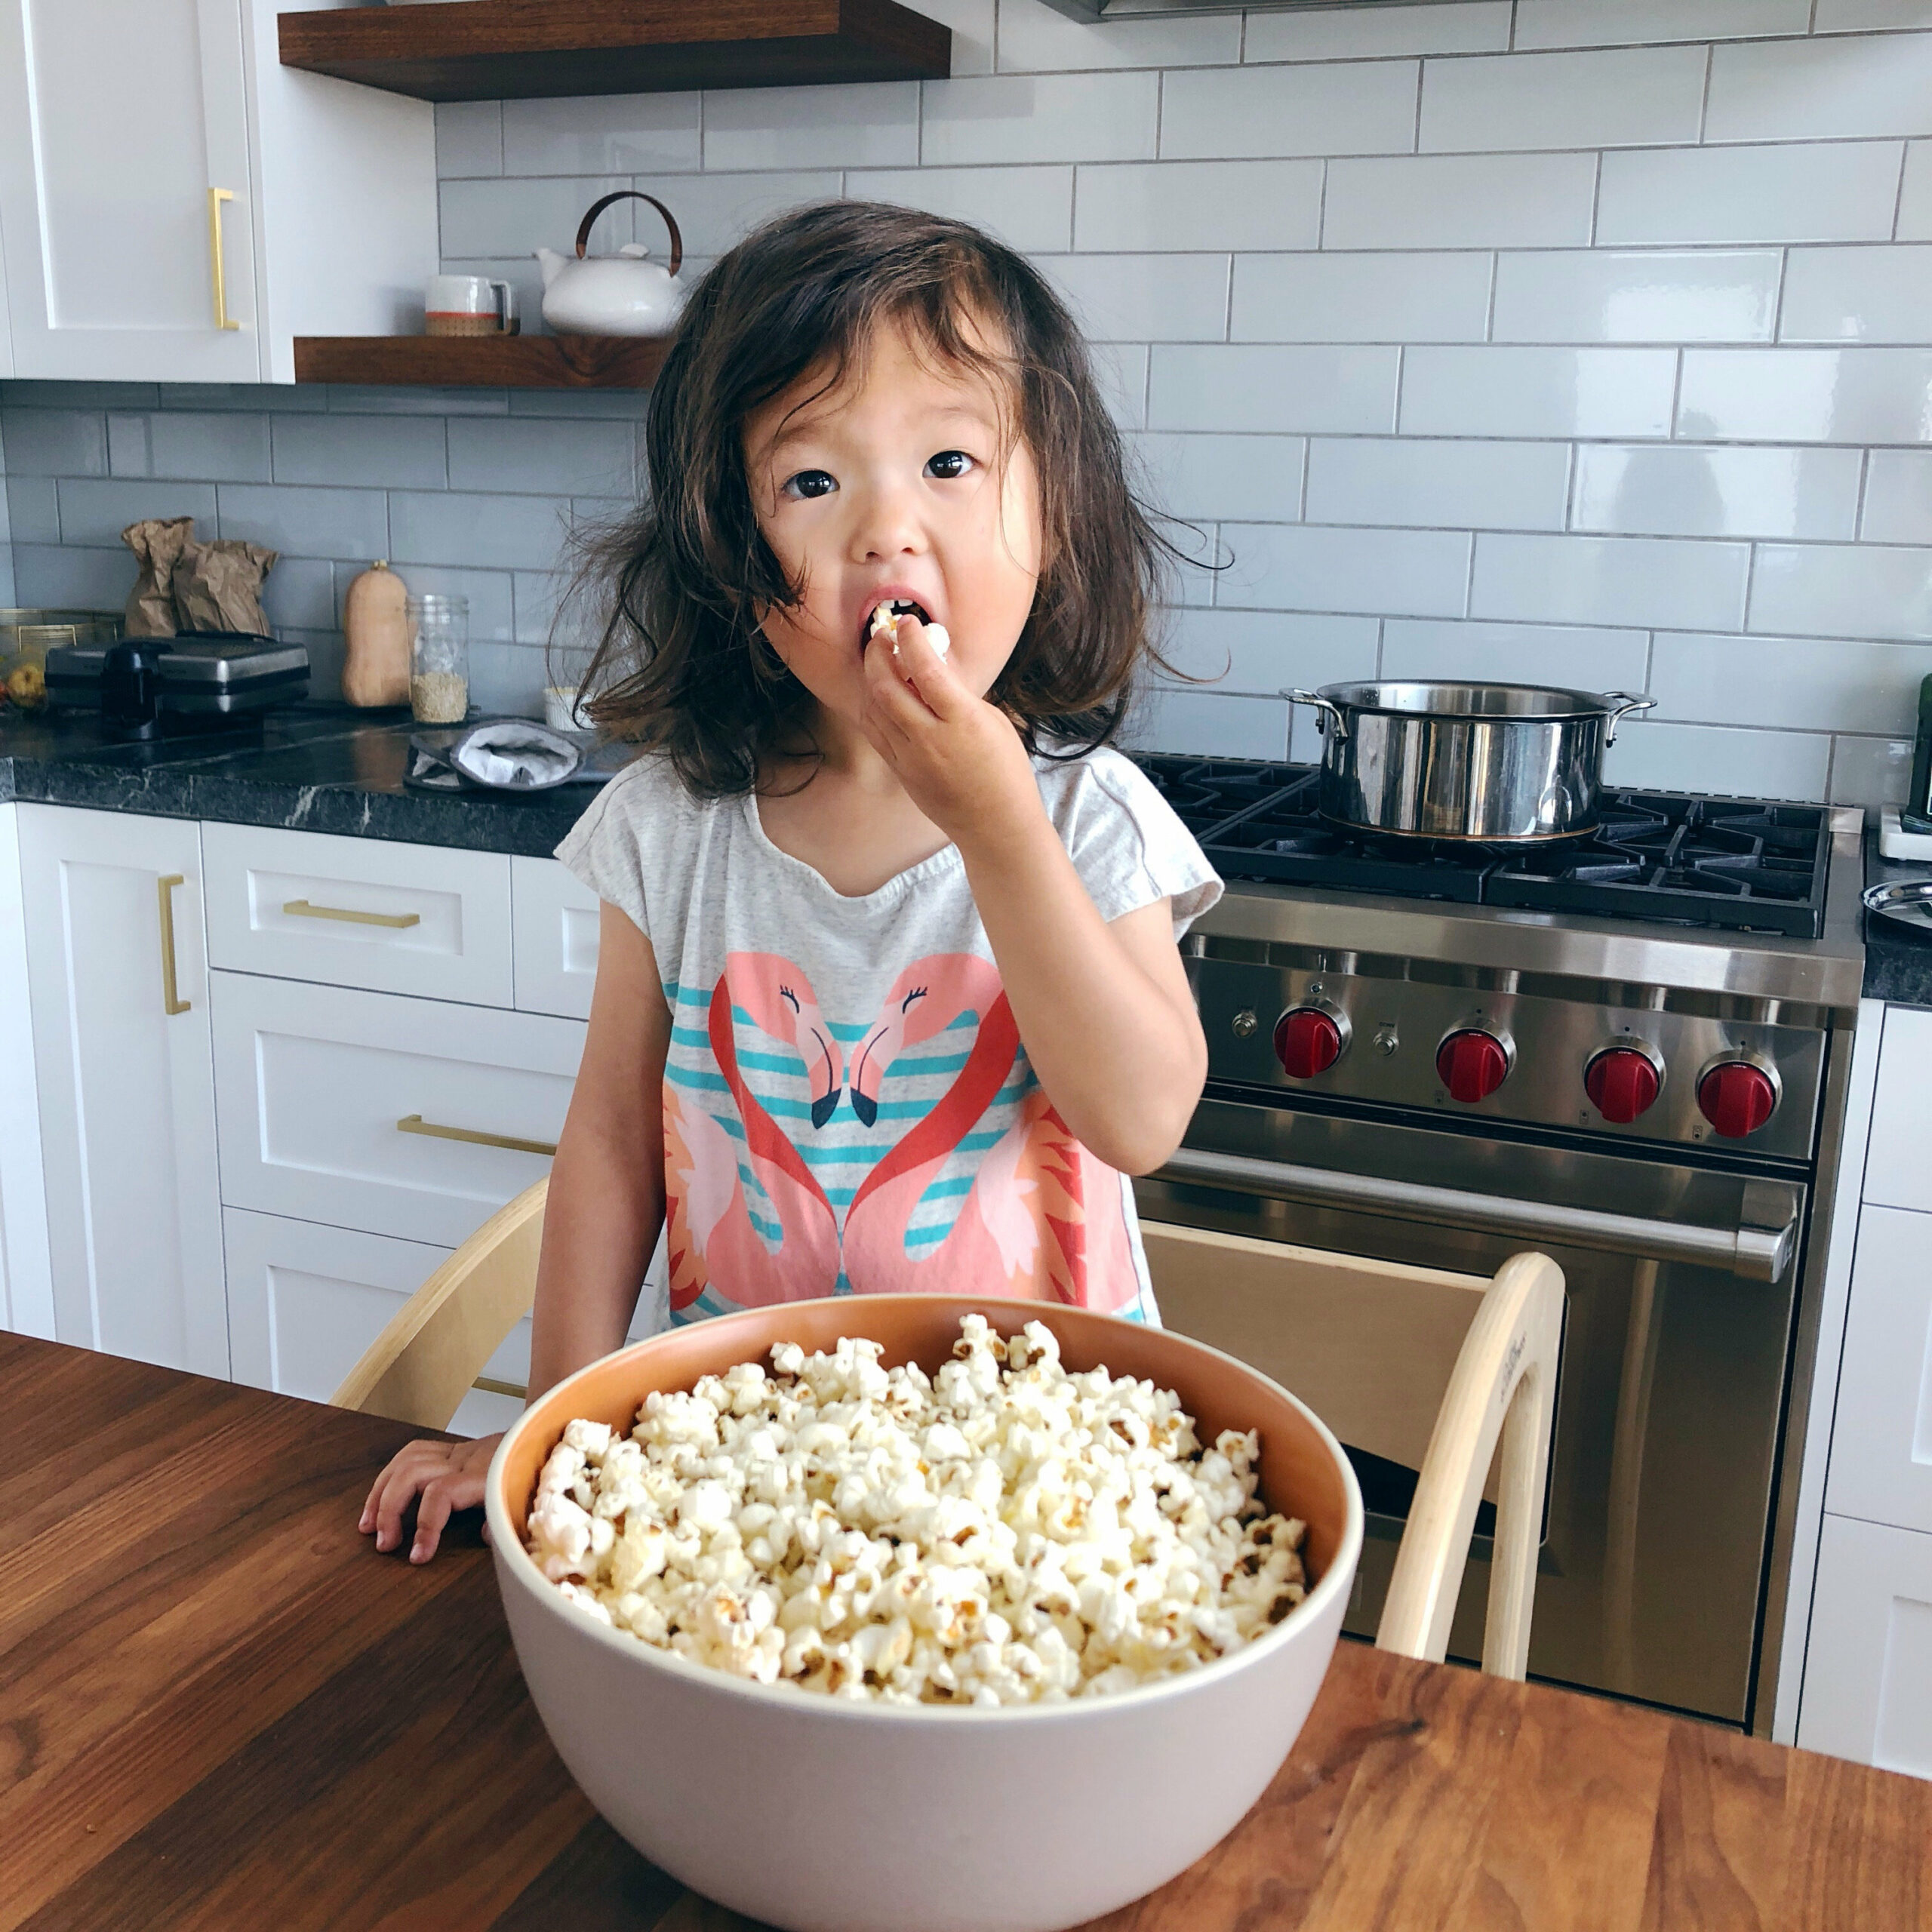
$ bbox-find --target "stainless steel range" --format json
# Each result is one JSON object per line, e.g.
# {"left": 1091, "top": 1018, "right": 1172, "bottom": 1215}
{"left": 1131, "top": 756, "right": 1866, "bottom": 1735}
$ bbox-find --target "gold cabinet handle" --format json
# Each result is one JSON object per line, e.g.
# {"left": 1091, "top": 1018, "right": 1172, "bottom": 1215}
{"left": 284, "top": 898, "right": 421, "bottom": 930}
{"left": 472, "top": 1376, "right": 528, "bottom": 1399}
{"left": 208, "top": 187, "right": 240, "bottom": 331}
{"left": 396, "top": 1114, "right": 557, "bottom": 1157}
{"left": 157, "top": 875, "right": 190, "bottom": 1016}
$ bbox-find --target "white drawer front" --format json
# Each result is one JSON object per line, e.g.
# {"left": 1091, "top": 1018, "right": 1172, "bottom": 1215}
{"left": 212, "top": 972, "right": 583, "bottom": 1246}
{"left": 203, "top": 822, "right": 513, "bottom": 1006}
{"left": 1827, "top": 1203, "right": 1932, "bottom": 1535}
{"left": 512, "top": 855, "right": 600, "bottom": 1020}
{"left": 1799, "top": 1513, "right": 1932, "bottom": 1777}
{"left": 1865, "top": 1007, "right": 1932, "bottom": 1216}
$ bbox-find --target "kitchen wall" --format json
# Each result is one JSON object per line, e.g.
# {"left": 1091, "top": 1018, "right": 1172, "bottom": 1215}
{"left": 8, "top": 0, "right": 1932, "bottom": 806}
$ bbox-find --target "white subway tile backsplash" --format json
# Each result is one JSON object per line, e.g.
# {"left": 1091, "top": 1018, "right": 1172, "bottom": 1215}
{"left": 847, "top": 166, "right": 1074, "bottom": 253}
{"left": 1149, "top": 345, "right": 1399, "bottom": 435}
{"left": 1075, "top": 161, "right": 1322, "bottom": 254}
{"left": 1159, "top": 61, "right": 1420, "bottom": 162}
{"left": 1400, "top": 348, "right": 1678, "bottom": 438}
{"left": 469, "top": 641, "right": 552, "bottom": 717}
{"left": 1305, "top": 438, "right": 1571, "bottom": 530}
{"left": 1515, "top": 0, "right": 1812, "bottom": 49}
{"left": 1, "top": 409, "right": 106, "bottom": 477}
{"left": 1131, "top": 433, "right": 1305, "bottom": 523}
{"left": 1124, "top": 687, "right": 1290, "bottom": 761}
{"left": 1420, "top": 46, "right": 1708, "bottom": 155}
{"left": 996, "top": 0, "right": 1240, "bottom": 72}
{"left": 1749, "top": 543, "right": 1932, "bottom": 641}
{"left": 13, "top": 543, "right": 133, "bottom": 611}
{"left": 271, "top": 414, "right": 447, "bottom": 491}
{"left": 5, "top": 477, "right": 57, "bottom": 546}
{"left": 1572, "top": 445, "right": 1863, "bottom": 540}
{"left": 257, "top": 558, "right": 337, "bottom": 635}
{"left": 1380, "top": 617, "right": 1651, "bottom": 691}
{"left": 916, "top": 0, "right": 993, "bottom": 77}
{"left": 1678, "top": 349, "right": 1932, "bottom": 444}
{"left": 1219, "top": 523, "right": 1472, "bottom": 617}
{"left": 448, "top": 417, "right": 638, "bottom": 499}
{"left": 1091, "top": 343, "right": 1150, "bottom": 429}
{"left": 705, "top": 84, "right": 918, "bottom": 171}
{"left": 624, "top": 171, "right": 844, "bottom": 259}
{"left": 144, "top": 412, "right": 272, "bottom": 484}
{"left": 500, "top": 94, "right": 700, "bottom": 177}
{"left": 359, "top": 564, "right": 515, "bottom": 645}
{"left": 1901, "top": 140, "right": 1932, "bottom": 240}
{"left": 1780, "top": 247, "right": 1932, "bottom": 345}
{"left": 435, "top": 102, "right": 501, "bottom": 178}
{"left": 214, "top": 485, "right": 387, "bottom": 561}
{"left": 1601, "top": 719, "right": 1831, "bottom": 799}
{"left": 1819, "top": 1, "right": 1932, "bottom": 24}
{"left": 439, "top": 175, "right": 635, "bottom": 262}
{"left": 1491, "top": 250, "right": 1780, "bottom": 345}
{"left": 1244, "top": 3, "right": 1511, "bottom": 63}
{"left": 1829, "top": 732, "right": 1915, "bottom": 810}
{"left": 56, "top": 478, "right": 217, "bottom": 548}
{"left": 1042, "top": 254, "right": 1229, "bottom": 343}
{"left": 1706, "top": 32, "right": 1932, "bottom": 143}
{"left": 1651, "top": 631, "right": 1930, "bottom": 734}
{"left": 1232, "top": 253, "right": 1491, "bottom": 344}
{"left": 1471, "top": 533, "right": 1750, "bottom": 629}
{"left": 1323, "top": 153, "right": 1598, "bottom": 250}
{"left": 1159, "top": 608, "right": 1377, "bottom": 695}
{"left": 1863, "top": 451, "right": 1932, "bottom": 543}
{"left": 389, "top": 491, "right": 571, "bottom": 573}
{"left": 105, "top": 414, "right": 149, "bottom": 478}
{"left": 1596, "top": 143, "right": 1903, "bottom": 245}
{"left": 922, "top": 73, "right": 1158, "bottom": 166}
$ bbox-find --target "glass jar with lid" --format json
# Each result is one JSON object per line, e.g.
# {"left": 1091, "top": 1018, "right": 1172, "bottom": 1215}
{"left": 408, "top": 593, "right": 469, "bottom": 724}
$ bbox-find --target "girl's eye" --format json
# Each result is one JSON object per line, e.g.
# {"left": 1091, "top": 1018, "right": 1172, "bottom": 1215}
{"left": 782, "top": 469, "right": 838, "bottom": 500}
{"left": 926, "top": 450, "right": 974, "bottom": 480}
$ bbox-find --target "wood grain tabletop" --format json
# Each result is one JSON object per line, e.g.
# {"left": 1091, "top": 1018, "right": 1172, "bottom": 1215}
{"left": 5, "top": 1330, "right": 1928, "bottom": 1932}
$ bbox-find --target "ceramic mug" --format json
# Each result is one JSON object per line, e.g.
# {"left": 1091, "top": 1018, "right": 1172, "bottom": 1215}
{"left": 426, "top": 273, "right": 518, "bottom": 338}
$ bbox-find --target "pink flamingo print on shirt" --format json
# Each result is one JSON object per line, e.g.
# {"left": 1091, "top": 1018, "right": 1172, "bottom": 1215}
{"left": 663, "top": 953, "right": 842, "bottom": 1312}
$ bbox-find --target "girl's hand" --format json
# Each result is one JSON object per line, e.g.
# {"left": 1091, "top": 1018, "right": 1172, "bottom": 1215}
{"left": 860, "top": 614, "right": 1041, "bottom": 851}
{"left": 360, "top": 1433, "right": 501, "bottom": 1563}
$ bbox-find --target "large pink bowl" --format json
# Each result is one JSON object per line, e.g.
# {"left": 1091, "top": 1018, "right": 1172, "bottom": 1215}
{"left": 485, "top": 1296, "right": 1364, "bottom": 1932}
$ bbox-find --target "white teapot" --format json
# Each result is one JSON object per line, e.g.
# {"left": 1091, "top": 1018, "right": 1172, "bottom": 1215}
{"left": 537, "top": 190, "right": 686, "bottom": 337}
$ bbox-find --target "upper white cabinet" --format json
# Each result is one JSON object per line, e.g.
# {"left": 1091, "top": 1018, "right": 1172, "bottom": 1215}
{"left": 0, "top": 0, "right": 435, "bottom": 383}
{"left": 17, "top": 804, "right": 226, "bottom": 1377}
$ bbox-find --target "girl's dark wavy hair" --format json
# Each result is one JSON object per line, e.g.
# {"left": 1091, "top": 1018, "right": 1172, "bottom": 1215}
{"left": 571, "top": 198, "right": 1185, "bottom": 797}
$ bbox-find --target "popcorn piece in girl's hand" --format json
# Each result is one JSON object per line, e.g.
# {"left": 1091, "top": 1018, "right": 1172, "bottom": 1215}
{"left": 869, "top": 600, "right": 949, "bottom": 659}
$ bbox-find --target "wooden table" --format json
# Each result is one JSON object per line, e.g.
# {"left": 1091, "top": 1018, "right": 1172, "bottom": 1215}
{"left": 5, "top": 1332, "right": 1928, "bottom": 1931}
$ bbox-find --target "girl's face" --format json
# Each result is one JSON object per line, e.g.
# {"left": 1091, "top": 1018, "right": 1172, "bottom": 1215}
{"left": 743, "top": 315, "right": 1043, "bottom": 737}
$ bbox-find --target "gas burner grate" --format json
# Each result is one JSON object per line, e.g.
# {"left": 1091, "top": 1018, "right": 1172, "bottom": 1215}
{"left": 1130, "top": 754, "right": 1832, "bottom": 937}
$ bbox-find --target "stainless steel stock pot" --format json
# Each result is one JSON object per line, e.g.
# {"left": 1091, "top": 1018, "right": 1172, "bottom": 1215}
{"left": 1285, "top": 681, "right": 1656, "bottom": 843}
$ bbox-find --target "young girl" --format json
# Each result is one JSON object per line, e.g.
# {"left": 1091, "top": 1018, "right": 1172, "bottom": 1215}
{"left": 362, "top": 201, "right": 1222, "bottom": 1563}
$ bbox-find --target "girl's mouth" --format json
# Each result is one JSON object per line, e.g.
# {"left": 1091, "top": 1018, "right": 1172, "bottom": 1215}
{"left": 863, "top": 598, "right": 950, "bottom": 659}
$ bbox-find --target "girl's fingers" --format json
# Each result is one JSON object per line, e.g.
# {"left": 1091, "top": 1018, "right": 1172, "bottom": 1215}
{"left": 411, "top": 1479, "right": 456, "bottom": 1562}
{"left": 890, "top": 617, "right": 963, "bottom": 717}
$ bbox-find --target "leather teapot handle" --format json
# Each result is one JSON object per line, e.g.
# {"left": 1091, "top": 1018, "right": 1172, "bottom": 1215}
{"left": 574, "top": 190, "right": 683, "bottom": 277}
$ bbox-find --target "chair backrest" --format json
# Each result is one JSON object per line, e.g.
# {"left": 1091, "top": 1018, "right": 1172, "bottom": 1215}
{"left": 1140, "top": 1219, "right": 1563, "bottom": 1681}
{"left": 331, "top": 1177, "right": 548, "bottom": 1430}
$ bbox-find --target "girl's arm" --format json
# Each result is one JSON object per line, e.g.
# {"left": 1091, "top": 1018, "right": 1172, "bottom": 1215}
{"left": 361, "top": 903, "right": 669, "bottom": 1561}
{"left": 863, "top": 622, "right": 1207, "bottom": 1175}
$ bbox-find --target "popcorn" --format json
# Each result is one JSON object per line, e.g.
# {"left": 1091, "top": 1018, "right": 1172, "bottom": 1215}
{"left": 527, "top": 1313, "right": 1306, "bottom": 1704}
{"left": 869, "top": 599, "right": 950, "bottom": 659}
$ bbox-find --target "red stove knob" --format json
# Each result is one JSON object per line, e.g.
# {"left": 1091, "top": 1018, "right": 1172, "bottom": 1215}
{"left": 1584, "top": 1047, "right": 1662, "bottom": 1124}
{"left": 1436, "top": 1029, "right": 1511, "bottom": 1103}
{"left": 1274, "top": 1006, "right": 1343, "bottom": 1081}
{"left": 1697, "top": 1060, "right": 1777, "bottom": 1139}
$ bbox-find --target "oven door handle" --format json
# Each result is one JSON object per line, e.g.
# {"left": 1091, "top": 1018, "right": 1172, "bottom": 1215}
{"left": 1157, "top": 1146, "right": 1799, "bottom": 1283}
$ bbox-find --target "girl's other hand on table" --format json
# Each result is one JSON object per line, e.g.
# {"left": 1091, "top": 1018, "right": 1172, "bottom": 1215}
{"left": 360, "top": 1433, "right": 501, "bottom": 1563}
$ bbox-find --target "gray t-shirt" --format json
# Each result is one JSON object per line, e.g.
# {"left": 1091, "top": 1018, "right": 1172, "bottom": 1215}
{"left": 556, "top": 744, "right": 1221, "bottom": 1327}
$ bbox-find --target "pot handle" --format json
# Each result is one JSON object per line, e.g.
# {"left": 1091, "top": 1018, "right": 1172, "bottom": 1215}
{"left": 1601, "top": 692, "right": 1656, "bottom": 744}
{"left": 574, "top": 190, "right": 684, "bottom": 278}
{"left": 1285, "top": 688, "right": 1349, "bottom": 742}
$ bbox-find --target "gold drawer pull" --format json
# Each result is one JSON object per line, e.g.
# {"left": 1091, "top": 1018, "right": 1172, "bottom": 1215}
{"left": 157, "top": 875, "right": 190, "bottom": 1016}
{"left": 396, "top": 1114, "right": 557, "bottom": 1157}
{"left": 284, "top": 898, "right": 421, "bottom": 929}
{"left": 208, "top": 187, "right": 240, "bottom": 331}
{"left": 472, "top": 1376, "right": 527, "bottom": 1400}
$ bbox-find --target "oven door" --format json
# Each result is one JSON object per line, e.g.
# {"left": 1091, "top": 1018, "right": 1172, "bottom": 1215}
{"left": 1136, "top": 1094, "right": 1806, "bottom": 1728}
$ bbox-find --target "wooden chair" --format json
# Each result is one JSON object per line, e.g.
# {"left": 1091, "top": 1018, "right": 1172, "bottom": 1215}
{"left": 333, "top": 1183, "right": 1562, "bottom": 1681}
{"left": 1140, "top": 1221, "right": 1563, "bottom": 1681}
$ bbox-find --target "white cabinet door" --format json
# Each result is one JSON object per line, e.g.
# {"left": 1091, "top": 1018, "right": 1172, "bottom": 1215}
{"left": 18, "top": 806, "right": 226, "bottom": 1375}
{"left": 1800, "top": 1513, "right": 1932, "bottom": 1777}
{"left": 0, "top": 0, "right": 263, "bottom": 381}
{"left": 1864, "top": 1007, "right": 1932, "bottom": 1217}
{"left": 0, "top": 805, "right": 51, "bottom": 1336}
{"left": 512, "top": 857, "right": 601, "bottom": 1021}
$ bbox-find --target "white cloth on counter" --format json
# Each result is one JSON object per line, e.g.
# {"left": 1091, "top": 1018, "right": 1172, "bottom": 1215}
{"left": 450, "top": 718, "right": 583, "bottom": 790}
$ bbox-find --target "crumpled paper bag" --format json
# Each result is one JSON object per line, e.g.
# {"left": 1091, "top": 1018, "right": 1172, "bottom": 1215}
{"left": 173, "top": 537, "right": 278, "bottom": 635}
{"left": 121, "top": 517, "right": 195, "bottom": 637}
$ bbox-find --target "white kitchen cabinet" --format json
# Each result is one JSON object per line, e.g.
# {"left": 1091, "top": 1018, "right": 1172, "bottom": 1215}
{"left": 0, "top": 804, "right": 52, "bottom": 1337}
{"left": 0, "top": 0, "right": 434, "bottom": 383}
{"left": 1799, "top": 1513, "right": 1932, "bottom": 1777}
{"left": 204, "top": 823, "right": 515, "bottom": 1007}
{"left": 512, "top": 857, "right": 601, "bottom": 1021}
{"left": 17, "top": 804, "right": 226, "bottom": 1376}
{"left": 211, "top": 970, "right": 583, "bottom": 1247}
{"left": 1863, "top": 1006, "right": 1932, "bottom": 1217}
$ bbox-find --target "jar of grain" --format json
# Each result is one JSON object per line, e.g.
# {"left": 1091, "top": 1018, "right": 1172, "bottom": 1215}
{"left": 408, "top": 593, "right": 469, "bottom": 724}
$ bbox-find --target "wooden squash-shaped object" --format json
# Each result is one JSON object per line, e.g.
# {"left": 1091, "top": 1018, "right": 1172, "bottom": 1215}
{"left": 341, "top": 560, "right": 411, "bottom": 707}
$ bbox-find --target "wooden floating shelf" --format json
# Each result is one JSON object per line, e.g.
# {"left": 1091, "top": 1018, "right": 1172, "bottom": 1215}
{"left": 278, "top": 0, "right": 951, "bottom": 102}
{"left": 292, "top": 334, "right": 671, "bottom": 389}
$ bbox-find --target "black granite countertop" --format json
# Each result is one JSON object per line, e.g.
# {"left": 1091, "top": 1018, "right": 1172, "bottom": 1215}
{"left": 0, "top": 707, "right": 626, "bottom": 859}
{"left": 1864, "top": 826, "right": 1932, "bottom": 1008}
